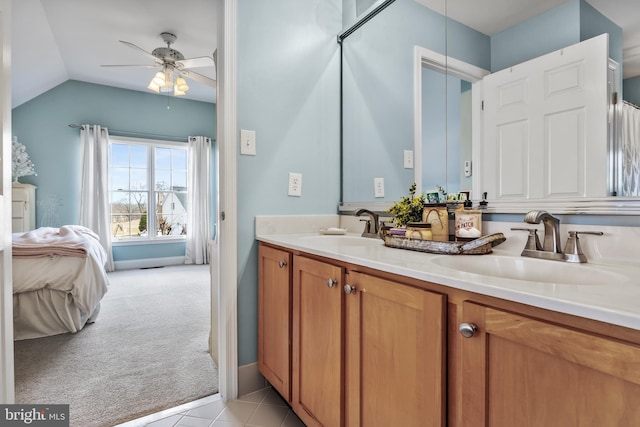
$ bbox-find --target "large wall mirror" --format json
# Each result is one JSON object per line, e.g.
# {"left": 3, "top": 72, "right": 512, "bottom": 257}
{"left": 340, "top": 0, "right": 640, "bottom": 215}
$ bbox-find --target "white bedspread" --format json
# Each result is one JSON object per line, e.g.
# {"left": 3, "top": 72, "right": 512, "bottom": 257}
{"left": 12, "top": 225, "right": 105, "bottom": 259}
{"left": 12, "top": 226, "right": 110, "bottom": 339}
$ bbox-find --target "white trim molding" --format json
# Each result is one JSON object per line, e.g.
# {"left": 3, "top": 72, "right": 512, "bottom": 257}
{"left": 484, "top": 197, "right": 640, "bottom": 215}
{"left": 216, "top": 0, "right": 239, "bottom": 403}
{"left": 0, "top": 0, "right": 14, "bottom": 404}
{"left": 113, "top": 256, "right": 186, "bottom": 270}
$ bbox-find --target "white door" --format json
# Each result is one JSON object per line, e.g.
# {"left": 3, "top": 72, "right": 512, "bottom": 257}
{"left": 0, "top": 0, "right": 14, "bottom": 404}
{"left": 482, "top": 33, "right": 610, "bottom": 200}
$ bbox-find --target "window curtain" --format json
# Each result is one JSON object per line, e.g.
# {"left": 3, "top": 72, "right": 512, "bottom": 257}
{"left": 619, "top": 102, "right": 640, "bottom": 196}
{"left": 79, "top": 124, "right": 115, "bottom": 271}
{"left": 185, "top": 136, "right": 212, "bottom": 264}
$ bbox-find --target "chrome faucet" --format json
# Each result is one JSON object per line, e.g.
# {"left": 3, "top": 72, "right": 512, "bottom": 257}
{"left": 512, "top": 210, "right": 603, "bottom": 263}
{"left": 355, "top": 209, "right": 380, "bottom": 238}
{"left": 524, "top": 210, "right": 562, "bottom": 254}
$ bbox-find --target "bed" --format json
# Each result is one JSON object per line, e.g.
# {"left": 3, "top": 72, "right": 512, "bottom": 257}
{"left": 12, "top": 225, "right": 110, "bottom": 340}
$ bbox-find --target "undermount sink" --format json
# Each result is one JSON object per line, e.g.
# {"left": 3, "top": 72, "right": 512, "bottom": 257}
{"left": 430, "top": 254, "right": 623, "bottom": 286}
{"left": 298, "top": 234, "right": 383, "bottom": 246}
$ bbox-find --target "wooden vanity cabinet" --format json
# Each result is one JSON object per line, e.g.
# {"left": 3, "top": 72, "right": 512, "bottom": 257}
{"left": 258, "top": 245, "right": 292, "bottom": 401}
{"left": 344, "top": 271, "right": 445, "bottom": 427}
{"left": 259, "top": 242, "right": 640, "bottom": 427}
{"left": 459, "top": 301, "right": 640, "bottom": 427}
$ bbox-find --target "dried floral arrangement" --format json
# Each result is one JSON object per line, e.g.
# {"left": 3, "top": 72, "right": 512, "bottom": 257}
{"left": 11, "top": 136, "right": 36, "bottom": 183}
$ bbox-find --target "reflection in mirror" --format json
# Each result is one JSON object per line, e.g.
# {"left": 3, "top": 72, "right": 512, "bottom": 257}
{"left": 414, "top": 47, "right": 488, "bottom": 197}
{"left": 341, "top": 0, "right": 489, "bottom": 203}
{"left": 341, "top": 0, "right": 640, "bottom": 214}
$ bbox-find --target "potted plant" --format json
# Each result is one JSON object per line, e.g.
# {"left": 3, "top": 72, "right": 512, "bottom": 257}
{"left": 386, "top": 183, "right": 426, "bottom": 227}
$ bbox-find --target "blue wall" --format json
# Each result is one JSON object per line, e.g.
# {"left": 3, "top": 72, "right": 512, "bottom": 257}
{"left": 237, "top": 0, "right": 342, "bottom": 366}
{"left": 624, "top": 77, "right": 640, "bottom": 106}
{"left": 491, "top": 0, "right": 621, "bottom": 73}
{"left": 12, "top": 80, "right": 216, "bottom": 262}
{"left": 421, "top": 69, "right": 465, "bottom": 193}
{"left": 491, "top": 0, "right": 579, "bottom": 72}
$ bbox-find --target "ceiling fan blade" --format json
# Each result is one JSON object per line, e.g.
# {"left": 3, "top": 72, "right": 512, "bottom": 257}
{"left": 179, "top": 69, "right": 216, "bottom": 87}
{"left": 176, "top": 56, "right": 215, "bottom": 69}
{"left": 119, "top": 40, "right": 159, "bottom": 63}
{"left": 100, "top": 64, "right": 159, "bottom": 68}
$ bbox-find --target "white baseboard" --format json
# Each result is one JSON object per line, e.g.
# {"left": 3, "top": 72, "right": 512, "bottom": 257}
{"left": 238, "top": 362, "right": 267, "bottom": 397}
{"left": 114, "top": 256, "right": 186, "bottom": 270}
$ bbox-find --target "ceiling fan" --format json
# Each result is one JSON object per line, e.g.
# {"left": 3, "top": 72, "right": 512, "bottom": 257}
{"left": 102, "top": 32, "right": 216, "bottom": 96}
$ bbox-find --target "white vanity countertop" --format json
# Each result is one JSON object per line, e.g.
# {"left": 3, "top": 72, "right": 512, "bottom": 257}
{"left": 257, "top": 231, "right": 640, "bottom": 332}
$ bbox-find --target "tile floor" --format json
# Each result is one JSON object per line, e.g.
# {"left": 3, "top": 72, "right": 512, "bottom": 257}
{"left": 115, "top": 388, "right": 305, "bottom": 427}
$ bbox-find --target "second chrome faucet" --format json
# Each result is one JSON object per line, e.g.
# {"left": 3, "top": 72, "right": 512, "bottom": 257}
{"left": 512, "top": 210, "right": 603, "bottom": 263}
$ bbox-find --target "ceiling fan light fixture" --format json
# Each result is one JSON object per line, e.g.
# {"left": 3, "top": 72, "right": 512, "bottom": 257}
{"left": 176, "top": 77, "right": 189, "bottom": 92}
{"left": 152, "top": 71, "right": 165, "bottom": 86}
{"left": 147, "top": 81, "right": 161, "bottom": 93}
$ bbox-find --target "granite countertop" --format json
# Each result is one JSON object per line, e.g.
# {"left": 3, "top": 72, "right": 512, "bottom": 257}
{"left": 257, "top": 231, "right": 640, "bottom": 331}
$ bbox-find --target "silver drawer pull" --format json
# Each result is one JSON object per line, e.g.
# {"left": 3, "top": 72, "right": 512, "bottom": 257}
{"left": 459, "top": 323, "right": 478, "bottom": 338}
{"left": 327, "top": 279, "right": 337, "bottom": 288}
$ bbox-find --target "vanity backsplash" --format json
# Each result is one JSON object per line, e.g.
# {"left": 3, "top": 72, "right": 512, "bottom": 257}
{"left": 256, "top": 214, "right": 640, "bottom": 267}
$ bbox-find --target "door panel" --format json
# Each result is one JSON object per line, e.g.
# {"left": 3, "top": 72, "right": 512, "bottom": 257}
{"left": 483, "top": 34, "right": 609, "bottom": 200}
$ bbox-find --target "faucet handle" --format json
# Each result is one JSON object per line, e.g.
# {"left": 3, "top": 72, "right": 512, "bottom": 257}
{"left": 359, "top": 218, "right": 372, "bottom": 233}
{"left": 563, "top": 231, "right": 604, "bottom": 263}
{"left": 511, "top": 227, "right": 542, "bottom": 251}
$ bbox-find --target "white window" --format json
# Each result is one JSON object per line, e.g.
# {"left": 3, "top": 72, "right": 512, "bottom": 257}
{"left": 108, "top": 137, "right": 188, "bottom": 240}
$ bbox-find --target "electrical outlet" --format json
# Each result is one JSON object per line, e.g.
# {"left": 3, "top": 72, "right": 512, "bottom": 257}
{"left": 374, "top": 177, "right": 385, "bottom": 198}
{"left": 464, "top": 160, "right": 472, "bottom": 177}
{"left": 240, "top": 129, "right": 256, "bottom": 156}
{"left": 404, "top": 150, "right": 414, "bottom": 169}
{"left": 288, "top": 172, "right": 302, "bottom": 197}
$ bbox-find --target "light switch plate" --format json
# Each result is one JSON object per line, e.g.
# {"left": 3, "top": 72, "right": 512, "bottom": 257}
{"left": 240, "top": 129, "right": 256, "bottom": 156}
{"left": 288, "top": 172, "right": 302, "bottom": 197}
{"left": 374, "top": 177, "right": 385, "bottom": 198}
{"left": 464, "top": 160, "right": 472, "bottom": 177}
{"left": 404, "top": 150, "right": 414, "bottom": 169}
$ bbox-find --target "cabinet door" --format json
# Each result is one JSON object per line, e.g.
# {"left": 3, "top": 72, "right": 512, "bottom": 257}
{"left": 292, "top": 256, "right": 343, "bottom": 427}
{"left": 345, "top": 272, "right": 446, "bottom": 427}
{"left": 258, "top": 245, "right": 292, "bottom": 401}
{"left": 460, "top": 302, "right": 640, "bottom": 427}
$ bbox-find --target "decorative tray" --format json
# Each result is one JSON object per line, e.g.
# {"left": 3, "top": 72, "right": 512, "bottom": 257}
{"left": 383, "top": 233, "right": 506, "bottom": 255}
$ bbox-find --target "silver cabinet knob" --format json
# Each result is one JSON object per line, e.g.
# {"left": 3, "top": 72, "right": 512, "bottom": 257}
{"left": 344, "top": 284, "right": 356, "bottom": 295}
{"left": 278, "top": 261, "right": 287, "bottom": 268}
{"left": 459, "top": 323, "right": 478, "bottom": 338}
{"left": 327, "top": 279, "right": 337, "bottom": 288}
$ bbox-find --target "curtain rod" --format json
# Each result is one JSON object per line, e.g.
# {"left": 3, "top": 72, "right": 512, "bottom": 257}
{"left": 68, "top": 124, "right": 189, "bottom": 142}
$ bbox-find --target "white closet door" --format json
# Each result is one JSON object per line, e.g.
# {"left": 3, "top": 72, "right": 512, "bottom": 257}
{"left": 483, "top": 33, "right": 610, "bottom": 200}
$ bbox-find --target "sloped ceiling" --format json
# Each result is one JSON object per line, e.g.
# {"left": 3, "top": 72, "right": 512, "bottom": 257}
{"left": 11, "top": 0, "right": 639, "bottom": 109}
{"left": 11, "top": 0, "right": 218, "bottom": 108}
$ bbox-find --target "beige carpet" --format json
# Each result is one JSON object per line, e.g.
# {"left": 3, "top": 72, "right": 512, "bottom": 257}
{"left": 13, "top": 264, "right": 218, "bottom": 427}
